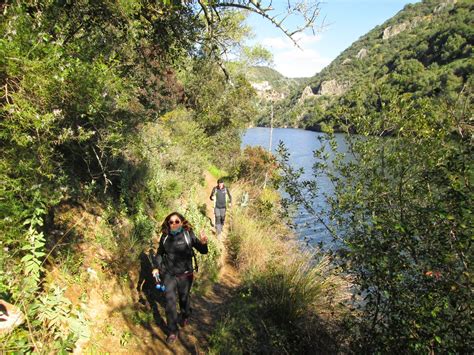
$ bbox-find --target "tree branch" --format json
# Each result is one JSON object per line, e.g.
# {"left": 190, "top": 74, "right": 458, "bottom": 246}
{"left": 92, "top": 145, "right": 112, "bottom": 193}
{"left": 211, "top": 0, "right": 321, "bottom": 48}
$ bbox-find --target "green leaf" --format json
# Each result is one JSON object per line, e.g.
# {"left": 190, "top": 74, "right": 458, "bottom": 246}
{"left": 21, "top": 254, "right": 34, "bottom": 262}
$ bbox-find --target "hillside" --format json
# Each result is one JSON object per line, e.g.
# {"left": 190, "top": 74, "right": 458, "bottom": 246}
{"left": 274, "top": 0, "right": 473, "bottom": 131}
{"left": 247, "top": 66, "right": 306, "bottom": 92}
{"left": 246, "top": 66, "right": 307, "bottom": 126}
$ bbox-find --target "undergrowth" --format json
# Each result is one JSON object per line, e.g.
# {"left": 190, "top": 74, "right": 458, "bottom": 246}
{"left": 209, "top": 185, "right": 353, "bottom": 354}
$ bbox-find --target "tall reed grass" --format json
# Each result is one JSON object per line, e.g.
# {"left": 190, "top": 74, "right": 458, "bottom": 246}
{"left": 210, "top": 185, "right": 353, "bottom": 353}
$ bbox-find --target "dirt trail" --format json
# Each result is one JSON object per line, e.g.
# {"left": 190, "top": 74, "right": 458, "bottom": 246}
{"left": 126, "top": 172, "right": 240, "bottom": 354}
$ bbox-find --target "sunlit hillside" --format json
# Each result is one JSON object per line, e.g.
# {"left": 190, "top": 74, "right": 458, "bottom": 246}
{"left": 260, "top": 0, "right": 473, "bottom": 131}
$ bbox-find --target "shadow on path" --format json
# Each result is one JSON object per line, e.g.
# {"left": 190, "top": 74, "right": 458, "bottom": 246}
{"left": 111, "top": 172, "right": 240, "bottom": 354}
{"left": 109, "top": 245, "right": 239, "bottom": 354}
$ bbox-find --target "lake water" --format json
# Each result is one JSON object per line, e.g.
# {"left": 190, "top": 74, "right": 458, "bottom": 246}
{"left": 242, "top": 127, "right": 349, "bottom": 248}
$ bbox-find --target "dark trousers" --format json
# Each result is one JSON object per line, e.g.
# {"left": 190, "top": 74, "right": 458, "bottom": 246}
{"left": 163, "top": 272, "right": 194, "bottom": 333}
{"left": 214, "top": 207, "right": 226, "bottom": 235}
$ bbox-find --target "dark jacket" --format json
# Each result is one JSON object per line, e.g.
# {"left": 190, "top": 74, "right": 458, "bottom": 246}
{"left": 210, "top": 186, "right": 232, "bottom": 208}
{"left": 153, "top": 230, "right": 208, "bottom": 276}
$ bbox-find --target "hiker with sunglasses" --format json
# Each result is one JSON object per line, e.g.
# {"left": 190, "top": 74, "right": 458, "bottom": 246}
{"left": 151, "top": 212, "right": 208, "bottom": 344}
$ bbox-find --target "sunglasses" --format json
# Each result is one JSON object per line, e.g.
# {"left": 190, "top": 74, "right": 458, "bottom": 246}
{"left": 169, "top": 219, "right": 181, "bottom": 225}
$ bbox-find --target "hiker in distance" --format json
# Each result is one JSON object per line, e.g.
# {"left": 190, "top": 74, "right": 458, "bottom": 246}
{"left": 151, "top": 212, "right": 208, "bottom": 344}
{"left": 209, "top": 178, "right": 232, "bottom": 237}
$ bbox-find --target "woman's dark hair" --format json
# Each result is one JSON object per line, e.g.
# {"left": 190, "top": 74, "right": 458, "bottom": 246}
{"left": 160, "top": 212, "right": 193, "bottom": 235}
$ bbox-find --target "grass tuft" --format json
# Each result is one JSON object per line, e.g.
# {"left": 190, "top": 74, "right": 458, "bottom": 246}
{"left": 209, "top": 185, "right": 353, "bottom": 353}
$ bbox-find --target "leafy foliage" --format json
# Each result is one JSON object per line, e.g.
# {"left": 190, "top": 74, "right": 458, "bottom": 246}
{"left": 279, "top": 91, "right": 473, "bottom": 352}
{"left": 36, "top": 286, "right": 89, "bottom": 351}
{"left": 0, "top": 1, "right": 259, "bottom": 351}
{"left": 19, "top": 201, "right": 47, "bottom": 297}
{"left": 231, "top": 146, "right": 277, "bottom": 185}
{"left": 183, "top": 58, "right": 257, "bottom": 167}
{"left": 331, "top": 95, "right": 472, "bottom": 353}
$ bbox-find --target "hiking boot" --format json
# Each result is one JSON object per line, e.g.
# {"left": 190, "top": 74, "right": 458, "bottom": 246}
{"left": 166, "top": 333, "right": 177, "bottom": 344}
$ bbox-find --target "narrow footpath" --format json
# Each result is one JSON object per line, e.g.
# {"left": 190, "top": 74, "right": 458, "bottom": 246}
{"left": 130, "top": 172, "right": 240, "bottom": 354}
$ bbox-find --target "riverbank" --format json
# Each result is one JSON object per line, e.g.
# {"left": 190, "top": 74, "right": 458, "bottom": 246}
{"left": 207, "top": 180, "right": 353, "bottom": 354}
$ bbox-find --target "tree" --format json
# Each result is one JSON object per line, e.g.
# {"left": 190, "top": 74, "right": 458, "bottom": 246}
{"left": 279, "top": 90, "right": 473, "bottom": 352}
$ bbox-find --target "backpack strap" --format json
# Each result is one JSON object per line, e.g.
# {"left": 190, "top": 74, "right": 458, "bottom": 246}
{"left": 213, "top": 187, "right": 217, "bottom": 208}
{"left": 184, "top": 230, "right": 199, "bottom": 273}
{"left": 183, "top": 230, "right": 191, "bottom": 248}
{"left": 163, "top": 231, "right": 198, "bottom": 273}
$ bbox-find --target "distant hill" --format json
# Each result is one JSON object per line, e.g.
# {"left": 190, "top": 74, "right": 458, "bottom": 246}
{"left": 247, "top": 66, "right": 306, "bottom": 89}
{"left": 245, "top": 66, "right": 307, "bottom": 126}
{"left": 271, "top": 0, "right": 473, "bottom": 131}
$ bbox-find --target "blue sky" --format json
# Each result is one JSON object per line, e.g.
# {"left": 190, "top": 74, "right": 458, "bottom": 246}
{"left": 245, "top": 0, "right": 421, "bottom": 78}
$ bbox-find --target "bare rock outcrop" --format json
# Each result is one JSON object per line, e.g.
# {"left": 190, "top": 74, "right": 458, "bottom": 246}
{"left": 356, "top": 48, "right": 368, "bottom": 60}
{"left": 316, "top": 79, "right": 349, "bottom": 96}
{"left": 298, "top": 85, "right": 316, "bottom": 103}
{"left": 251, "top": 81, "right": 272, "bottom": 92}
{"left": 382, "top": 17, "right": 423, "bottom": 40}
{"left": 434, "top": 0, "right": 457, "bottom": 13}
{"left": 251, "top": 81, "right": 285, "bottom": 101}
{"left": 383, "top": 22, "right": 409, "bottom": 39}
{"left": 0, "top": 299, "right": 25, "bottom": 335}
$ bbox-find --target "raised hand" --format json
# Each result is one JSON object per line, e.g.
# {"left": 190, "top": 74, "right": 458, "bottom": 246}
{"left": 200, "top": 230, "right": 208, "bottom": 244}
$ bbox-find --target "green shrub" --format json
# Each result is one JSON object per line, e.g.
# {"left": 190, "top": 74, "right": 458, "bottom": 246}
{"left": 208, "top": 164, "right": 227, "bottom": 179}
{"left": 317, "top": 94, "right": 473, "bottom": 353}
{"left": 210, "top": 199, "right": 352, "bottom": 353}
{"left": 232, "top": 146, "right": 277, "bottom": 185}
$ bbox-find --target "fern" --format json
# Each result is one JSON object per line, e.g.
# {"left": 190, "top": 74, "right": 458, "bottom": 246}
{"left": 19, "top": 203, "right": 47, "bottom": 296}
{"left": 36, "top": 286, "right": 89, "bottom": 350}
